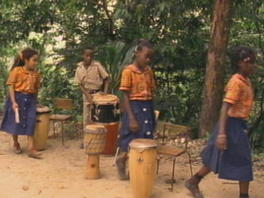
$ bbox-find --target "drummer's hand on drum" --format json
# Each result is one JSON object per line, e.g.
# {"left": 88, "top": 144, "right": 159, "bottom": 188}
{"left": 129, "top": 118, "right": 140, "bottom": 133}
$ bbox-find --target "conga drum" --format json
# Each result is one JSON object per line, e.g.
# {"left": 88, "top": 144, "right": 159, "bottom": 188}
{"left": 92, "top": 94, "right": 120, "bottom": 155}
{"left": 34, "top": 106, "right": 51, "bottom": 151}
{"left": 84, "top": 124, "right": 106, "bottom": 179}
{"left": 129, "top": 139, "right": 158, "bottom": 198}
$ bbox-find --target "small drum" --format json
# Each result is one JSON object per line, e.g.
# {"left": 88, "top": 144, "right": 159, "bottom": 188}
{"left": 84, "top": 124, "right": 107, "bottom": 155}
{"left": 34, "top": 106, "right": 51, "bottom": 151}
{"left": 129, "top": 139, "right": 158, "bottom": 198}
{"left": 84, "top": 124, "right": 107, "bottom": 180}
{"left": 91, "top": 94, "right": 120, "bottom": 123}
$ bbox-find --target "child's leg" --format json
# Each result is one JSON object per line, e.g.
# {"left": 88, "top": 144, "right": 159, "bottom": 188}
{"left": 12, "top": 135, "right": 19, "bottom": 146}
{"left": 116, "top": 150, "right": 129, "bottom": 180}
{"left": 27, "top": 135, "right": 41, "bottom": 159}
{"left": 187, "top": 165, "right": 211, "bottom": 184}
{"left": 12, "top": 135, "right": 22, "bottom": 154}
{"left": 239, "top": 181, "right": 250, "bottom": 198}
{"left": 27, "top": 135, "right": 35, "bottom": 151}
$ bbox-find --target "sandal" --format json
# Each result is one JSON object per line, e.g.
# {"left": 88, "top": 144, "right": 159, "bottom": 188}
{"left": 14, "top": 143, "right": 22, "bottom": 154}
{"left": 185, "top": 180, "right": 204, "bottom": 198}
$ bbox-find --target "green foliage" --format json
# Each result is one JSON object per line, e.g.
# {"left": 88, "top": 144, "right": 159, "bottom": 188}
{"left": 0, "top": 0, "right": 263, "bottom": 149}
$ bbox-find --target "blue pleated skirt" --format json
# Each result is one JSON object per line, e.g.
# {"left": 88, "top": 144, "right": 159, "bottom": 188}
{"left": 1, "top": 92, "right": 37, "bottom": 136}
{"left": 118, "top": 100, "right": 155, "bottom": 152}
{"left": 201, "top": 117, "right": 253, "bottom": 181}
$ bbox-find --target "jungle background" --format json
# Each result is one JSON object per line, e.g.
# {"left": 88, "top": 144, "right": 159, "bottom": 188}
{"left": 0, "top": 0, "right": 263, "bottom": 150}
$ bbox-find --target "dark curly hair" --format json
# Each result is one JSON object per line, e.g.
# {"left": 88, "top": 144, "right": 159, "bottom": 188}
{"left": 228, "top": 46, "right": 256, "bottom": 73}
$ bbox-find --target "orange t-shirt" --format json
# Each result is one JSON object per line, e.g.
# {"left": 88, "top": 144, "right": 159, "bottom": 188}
{"left": 223, "top": 74, "right": 254, "bottom": 119}
{"left": 119, "top": 64, "right": 156, "bottom": 100}
{"left": 6, "top": 67, "right": 41, "bottom": 94}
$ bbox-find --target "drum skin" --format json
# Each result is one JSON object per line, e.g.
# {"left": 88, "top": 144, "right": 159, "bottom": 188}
{"left": 129, "top": 139, "right": 158, "bottom": 198}
{"left": 33, "top": 106, "right": 51, "bottom": 151}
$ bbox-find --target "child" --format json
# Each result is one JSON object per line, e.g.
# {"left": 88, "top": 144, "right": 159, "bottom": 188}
{"left": 74, "top": 48, "right": 110, "bottom": 126}
{"left": 116, "top": 39, "right": 156, "bottom": 180}
{"left": 185, "top": 46, "right": 256, "bottom": 198}
{"left": 1, "top": 48, "right": 42, "bottom": 159}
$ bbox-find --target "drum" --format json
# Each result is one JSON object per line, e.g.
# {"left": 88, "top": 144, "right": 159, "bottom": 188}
{"left": 91, "top": 94, "right": 120, "bottom": 123}
{"left": 95, "top": 122, "right": 119, "bottom": 155}
{"left": 84, "top": 124, "right": 106, "bottom": 180}
{"left": 129, "top": 139, "right": 158, "bottom": 198}
{"left": 84, "top": 124, "right": 107, "bottom": 155}
{"left": 34, "top": 106, "right": 51, "bottom": 151}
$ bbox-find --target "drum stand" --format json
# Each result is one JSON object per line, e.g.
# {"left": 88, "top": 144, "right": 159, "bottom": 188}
{"left": 85, "top": 154, "right": 101, "bottom": 179}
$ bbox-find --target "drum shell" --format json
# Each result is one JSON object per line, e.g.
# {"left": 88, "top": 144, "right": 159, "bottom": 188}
{"left": 129, "top": 139, "right": 157, "bottom": 198}
{"left": 84, "top": 126, "right": 106, "bottom": 155}
{"left": 95, "top": 122, "right": 119, "bottom": 155}
{"left": 91, "top": 104, "right": 120, "bottom": 123}
{"left": 34, "top": 106, "right": 51, "bottom": 151}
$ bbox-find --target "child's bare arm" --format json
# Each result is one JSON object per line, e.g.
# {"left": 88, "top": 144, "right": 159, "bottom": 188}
{"left": 79, "top": 84, "right": 92, "bottom": 103}
{"left": 123, "top": 91, "right": 139, "bottom": 132}
{"left": 8, "top": 85, "right": 18, "bottom": 111}
{"left": 216, "top": 102, "right": 232, "bottom": 151}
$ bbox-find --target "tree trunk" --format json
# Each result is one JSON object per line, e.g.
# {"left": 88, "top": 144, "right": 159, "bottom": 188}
{"left": 199, "top": 0, "right": 233, "bottom": 137}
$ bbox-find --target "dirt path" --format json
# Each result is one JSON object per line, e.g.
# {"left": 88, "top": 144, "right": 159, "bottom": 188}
{"left": 0, "top": 133, "right": 263, "bottom": 198}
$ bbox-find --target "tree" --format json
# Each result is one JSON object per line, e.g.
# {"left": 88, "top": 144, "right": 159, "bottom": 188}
{"left": 199, "top": 0, "right": 233, "bottom": 136}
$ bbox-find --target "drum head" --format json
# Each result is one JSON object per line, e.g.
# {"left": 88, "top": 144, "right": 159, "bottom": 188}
{"left": 93, "top": 94, "right": 119, "bottom": 105}
{"left": 36, "top": 106, "right": 51, "bottom": 114}
{"left": 129, "top": 138, "right": 158, "bottom": 149}
{"left": 84, "top": 124, "right": 106, "bottom": 134}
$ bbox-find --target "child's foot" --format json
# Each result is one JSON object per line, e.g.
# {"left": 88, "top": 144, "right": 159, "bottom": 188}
{"left": 185, "top": 180, "right": 204, "bottom": 198}
{"left": 14, "top": 143, "right": 22, "bottom": 154}
{"left": 28, "top": 150, "right": 42, "bottom": 159}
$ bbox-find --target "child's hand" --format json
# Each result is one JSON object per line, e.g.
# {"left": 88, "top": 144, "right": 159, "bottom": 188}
{"left": 215, "top": 134, "right": 227, "bottom": 151}
{"left": 129, "top": 118, "right": 139, "bottom": 133}
{"left": 12, "top": 102, "right": 19, "bottom": 112}
{"left": 85, "top": 93, "right": 93, "bottom": 103}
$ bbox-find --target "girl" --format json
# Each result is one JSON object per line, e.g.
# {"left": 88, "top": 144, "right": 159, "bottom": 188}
{"left": 116, "top": 39, "right": 156, "bottom": 180}
{"left": 1, "top": 48, "right": 42, "bottom": 159}
{"left": 185, "top": 46, "right": 256, "bottom": 198}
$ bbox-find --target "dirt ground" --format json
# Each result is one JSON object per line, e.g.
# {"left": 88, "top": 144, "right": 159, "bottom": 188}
{"left": 0, "top": 132, "right": 263, "bottom": 198}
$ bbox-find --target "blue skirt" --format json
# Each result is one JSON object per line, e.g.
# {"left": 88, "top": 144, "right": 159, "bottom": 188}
{"left": 118, "top": 100, "right": 155, "bottom": 152}
{"left": 201, "top": 117, "right": 253, "bottom": 181}
{"left": 1, "top": 92, "right": 37, "bottom": 136}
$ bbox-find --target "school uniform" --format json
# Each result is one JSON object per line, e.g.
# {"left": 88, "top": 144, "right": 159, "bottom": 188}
{"left": 118, "top": 64, "right": 156, "bottom": 152}
{"left": 74, "top": 61, "right": 109, "bottom": 126}
{"left": 1, "top": 67, "right": 40, "bottom": 136}
{"left": 202, "top": 73, "right": 254, "bottom": 181}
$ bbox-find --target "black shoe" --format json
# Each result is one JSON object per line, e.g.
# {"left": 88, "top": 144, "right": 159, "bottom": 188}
{"left": 185, "top": 180, "right": 204, "bottom": 198}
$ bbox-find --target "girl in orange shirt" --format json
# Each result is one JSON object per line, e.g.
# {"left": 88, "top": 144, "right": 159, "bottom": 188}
{"left": 185, "top": 46, "right": 256, "bottom": 198}
{"left": 1, "top": 48, "right": 41, "bottom": 159}
{"left": 116, "top": 39, "right": 156, "bottom": 180}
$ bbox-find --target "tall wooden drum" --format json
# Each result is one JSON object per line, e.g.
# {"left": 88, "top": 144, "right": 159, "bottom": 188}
{"left": 34, "top": 106, "right": 51, "bottom": 151}
{"left": 84, "top": 124, "right": 106, "bottom": 179}
{"left": 129, "top": 138, "right": 158, "bottom": 198}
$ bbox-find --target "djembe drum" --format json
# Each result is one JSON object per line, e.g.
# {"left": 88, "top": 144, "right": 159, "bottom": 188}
{"left": 129, "top": 139, "right": 158, "bottom": 198}
{"left": 34, "top": 106, "right": 51, "bottom": 151}
{"left": 92, "top": 94, "right": 120, "bottom": 155}
{"left": 84, "top": 124, "right": 106, "bottom": 179}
